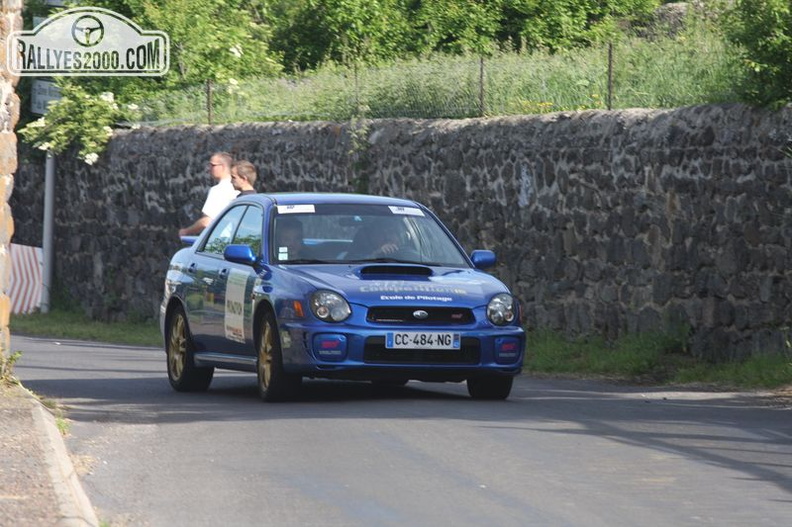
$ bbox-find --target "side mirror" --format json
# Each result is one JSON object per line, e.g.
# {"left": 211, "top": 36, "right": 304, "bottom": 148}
{"left": 470, "top": 250, "right": 496, "bottom": 270}
{"left": 224, "top": 244, "right": 258, "bottom": 266}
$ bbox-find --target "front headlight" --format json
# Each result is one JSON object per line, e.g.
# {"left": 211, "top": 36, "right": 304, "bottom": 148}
{"left": 487, "top": 293, "right": 516, "bottom": 326}
{"left": 310, "top": 290, "right": 351, "bottom": 322}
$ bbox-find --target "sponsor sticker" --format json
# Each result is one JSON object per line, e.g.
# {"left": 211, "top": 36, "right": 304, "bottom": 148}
{"left": 360, "top": 281, "right": 467, "bottom": 296}
{"left": 224, "top": 269, "right": 248, "bottom": 344}
{"left": 379, "top": 294, "right": 454, "bottom": 303}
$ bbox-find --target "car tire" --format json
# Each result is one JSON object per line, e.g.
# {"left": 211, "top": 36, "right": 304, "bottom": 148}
{"left": 467, "top": 375, "right": 513, "bottom": 400}
{"left": 257, "top": 310, "right": 302, "bottom": 402}
{"left": 166, "top": 306, "right": 214, "bottom": 392}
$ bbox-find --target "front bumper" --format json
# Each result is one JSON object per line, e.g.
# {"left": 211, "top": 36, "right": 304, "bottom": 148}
{"left": 281, "top": 324, "right": 525, "bottom": 381}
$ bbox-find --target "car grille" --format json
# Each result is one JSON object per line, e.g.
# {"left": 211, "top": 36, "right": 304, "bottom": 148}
{"left": 363, "top": 336, "right": 480, "bottom": 364}
{"left": 366, "top": 306, "right": 474, "bottom": 325}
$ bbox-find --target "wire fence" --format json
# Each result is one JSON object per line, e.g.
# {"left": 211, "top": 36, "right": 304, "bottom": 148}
{"left": 132, "top": 31, "right": 738, "bottom": 126}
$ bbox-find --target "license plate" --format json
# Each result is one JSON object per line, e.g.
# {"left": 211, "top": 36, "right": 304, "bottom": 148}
{"left": 385, "top": 331, "right": 460, "bottom": 350}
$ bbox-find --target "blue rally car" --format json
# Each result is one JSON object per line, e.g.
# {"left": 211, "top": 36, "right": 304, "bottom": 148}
{"left": 160, "top": 193, "right": 524, "bottom": 401}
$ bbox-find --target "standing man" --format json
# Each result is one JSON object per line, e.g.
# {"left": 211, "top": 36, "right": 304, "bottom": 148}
{"left": 178, "top": 152, "right": 238, "bottom": 236}
{"left": 231, "top": 160, "right": 259, "bottom": 196}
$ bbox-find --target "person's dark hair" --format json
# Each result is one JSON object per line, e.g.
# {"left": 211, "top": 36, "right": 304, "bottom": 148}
{"left": 232, "top": 160, "right": 257, "bottom": 186}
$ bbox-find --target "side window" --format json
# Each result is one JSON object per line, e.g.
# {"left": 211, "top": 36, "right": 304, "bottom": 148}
{"left": 233, "top": 206, "right": 263, "bottom": 256}
{"left": 201, "top": 206, "right": 247, "bottom": 256}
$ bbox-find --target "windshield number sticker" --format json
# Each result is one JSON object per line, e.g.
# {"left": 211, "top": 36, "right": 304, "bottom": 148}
{"left": 388, "top": 206, "right": 424, "bottom": 216}
{"left": 277, "top": 204, "right": 315, "bottom": 214}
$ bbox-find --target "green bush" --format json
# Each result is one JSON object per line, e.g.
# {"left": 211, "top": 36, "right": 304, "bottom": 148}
{"left": 723, "top": 0, "right": 792, "bottom": 106}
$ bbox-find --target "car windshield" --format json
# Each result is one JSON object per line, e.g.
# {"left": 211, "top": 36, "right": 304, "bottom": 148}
{"left": 270, "top": 203, "right": 470, "bottom": 267}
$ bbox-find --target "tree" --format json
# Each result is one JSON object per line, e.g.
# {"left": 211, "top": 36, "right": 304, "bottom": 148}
{"left": 95, "top": 0, "right": 282, "bottom": 86}
{"left": 271, "top": 0, "right": 412, "bottom": 71}
{"left": 498, "top": 0, "right": 659, "bottom": 53}
{"left": 416, "top": 0, "right": 503, "bottom": 55}
{"left": 723, "top": 0, "right": 792, "bottom": 106}
{"left": 19, "top": 83, "right": 137, "bottom": 164}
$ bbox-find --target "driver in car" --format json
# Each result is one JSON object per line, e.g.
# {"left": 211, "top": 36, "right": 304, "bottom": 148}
{"left": 349, "top": 221, "right": 407, "bottom": 259}
{"left": 370, "top": 229, "right": 402, "bottom": 257}
{"left": 274, "top": 218, "right": 305, "bottom": 261}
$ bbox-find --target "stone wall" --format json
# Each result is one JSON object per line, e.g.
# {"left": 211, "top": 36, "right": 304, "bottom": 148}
{"left": 1, "top": 0, "right": 21, "bottom": 372}
{"left": 10, "top": 104, "right": 792, "bottom": 360}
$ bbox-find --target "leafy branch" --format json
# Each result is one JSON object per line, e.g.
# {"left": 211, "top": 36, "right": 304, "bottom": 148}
{"left": 19, "top": 82, "right": 139, "bottom": 164}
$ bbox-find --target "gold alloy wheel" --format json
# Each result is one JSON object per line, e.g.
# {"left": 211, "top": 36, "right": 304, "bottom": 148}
{"left": 168, "top": 312, "right": 187, "bottom": 380}
{"left": 258, "top": 319, "right": 274, "bottom": 390}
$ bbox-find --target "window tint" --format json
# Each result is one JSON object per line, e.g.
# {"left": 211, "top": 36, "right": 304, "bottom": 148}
{"left": 201, "top": 206, "right": 247, "bottom": 255}
{"left": 233, "top": 206, "right": 263, "bottom": 255}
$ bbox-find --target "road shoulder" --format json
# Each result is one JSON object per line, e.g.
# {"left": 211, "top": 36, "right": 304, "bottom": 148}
{"left": 0, "top": 382, "right": 99, "bottom": 526}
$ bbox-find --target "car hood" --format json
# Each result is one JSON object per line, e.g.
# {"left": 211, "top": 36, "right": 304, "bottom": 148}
{"left": 282, "top": 263, "right": 508, "bottom": 307}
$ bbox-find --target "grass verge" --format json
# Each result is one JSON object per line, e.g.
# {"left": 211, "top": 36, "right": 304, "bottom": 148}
{"left": 10, "top": 309, "right": 161, "bottom": 348}
{"left": 526, "top": 329, "right": 792, "bottom": 390}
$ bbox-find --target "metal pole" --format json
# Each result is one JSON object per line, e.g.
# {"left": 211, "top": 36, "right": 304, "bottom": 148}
{"left": 607, "top": 42, "right": 613, "bottom": 111}
{"left": 479, "top": 55, "right": 485, "bottom": 117}
{"left": 354, "top": 61, "right": 360, "bottom": 117}
{"left": 206, "top": 79, "right": 214, "bottom": 125}
{"left": 41, "top": 152, "right": 55, "bottom": 313}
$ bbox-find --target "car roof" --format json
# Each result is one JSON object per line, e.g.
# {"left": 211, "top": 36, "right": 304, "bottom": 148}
{"left": 237, "top": 192, "right": 423, "bottom": 208}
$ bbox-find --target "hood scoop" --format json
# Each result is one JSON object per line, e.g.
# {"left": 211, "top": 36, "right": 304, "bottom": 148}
{"left": 359, "top": 264, "right": 433, "bottom": 277}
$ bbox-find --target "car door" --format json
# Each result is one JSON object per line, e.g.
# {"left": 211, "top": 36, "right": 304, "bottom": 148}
{"left": 188, "top": 205, "right": 248, "bottom": 353}
{"left": 213, "top": 205, "right": 264, "bottom": 358}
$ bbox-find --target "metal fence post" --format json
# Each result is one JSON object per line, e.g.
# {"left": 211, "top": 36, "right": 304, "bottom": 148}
{"left": 206, "top": 79, "right": 214, "bottom": 124}
{"left": 608, "top": 42, "right": 614, "bottom": 111}
{"left": 479, "top": 56, "right": 486, "bottom": 117}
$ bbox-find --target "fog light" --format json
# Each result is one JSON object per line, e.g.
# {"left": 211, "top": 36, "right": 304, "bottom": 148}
{"left": 313, "top": 334, "right": 347, "bottom": 361}
{"left": 495, "top": 337, "right": 521, "bottom": 364}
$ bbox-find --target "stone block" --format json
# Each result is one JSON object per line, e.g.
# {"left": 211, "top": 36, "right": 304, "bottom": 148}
{"left": 0, "top": 133, "right": 17, "bottom": 174}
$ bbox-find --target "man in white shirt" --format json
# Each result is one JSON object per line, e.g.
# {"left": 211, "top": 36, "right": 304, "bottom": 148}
{"left": 178, "top": 152, "right": 239, "bottom": 237}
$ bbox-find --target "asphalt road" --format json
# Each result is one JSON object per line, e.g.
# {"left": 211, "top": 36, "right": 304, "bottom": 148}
{"left": 10, "top": 334, "right": 792, "bottom": 527}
